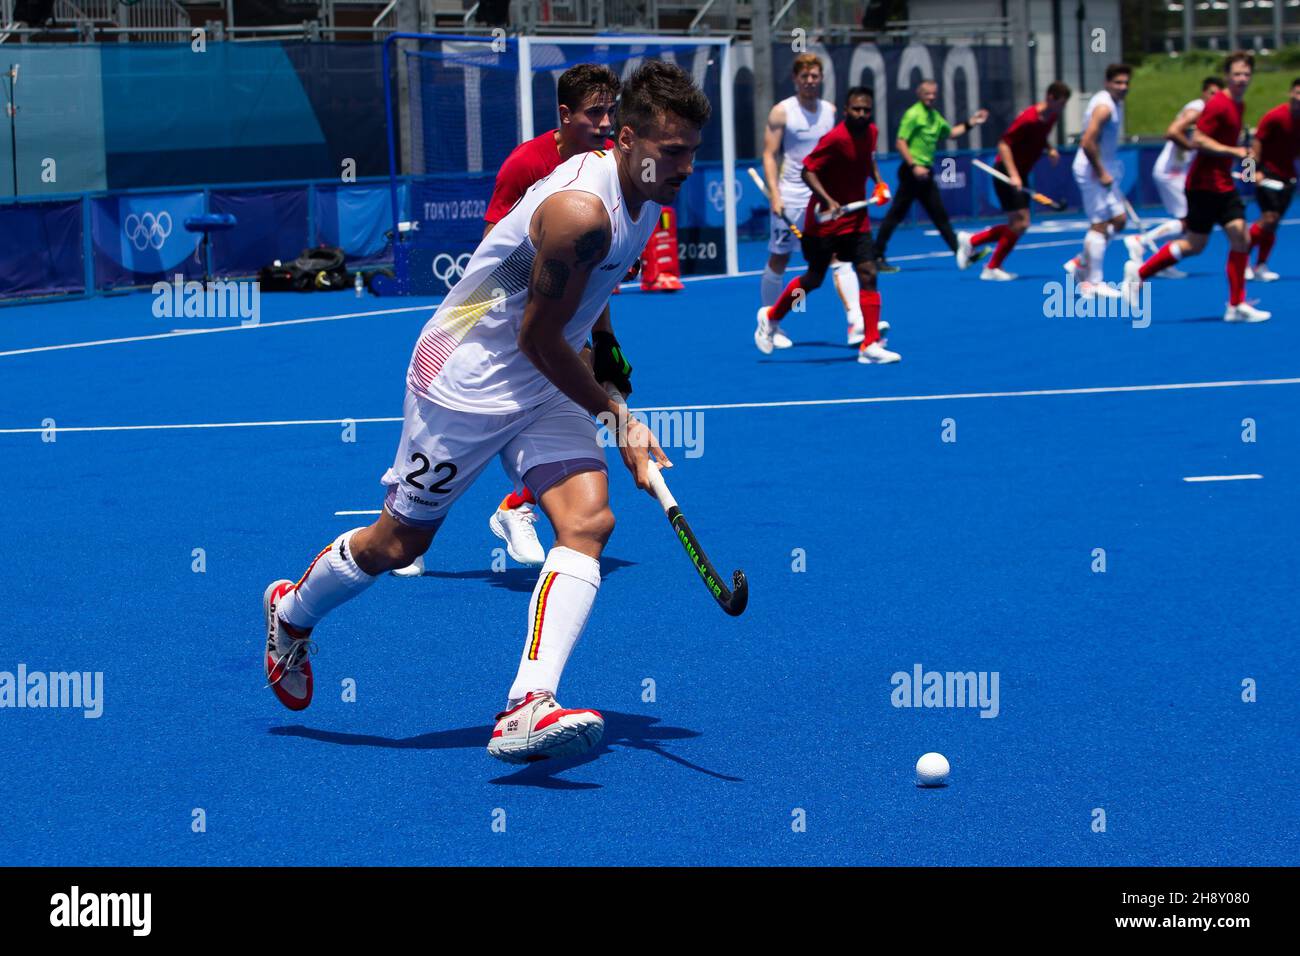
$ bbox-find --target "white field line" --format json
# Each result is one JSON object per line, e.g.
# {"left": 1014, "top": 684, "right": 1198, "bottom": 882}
{"left": 2, "top": 377, "right": 1298, "bottom": 435}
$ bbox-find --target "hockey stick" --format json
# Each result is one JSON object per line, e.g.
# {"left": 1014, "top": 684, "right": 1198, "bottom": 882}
{"left": 1232, "top": 171, "right": 1288, "bottom": 191}
{"left": 971, "top": 158, "right": 1068, "bottom": 211}
{"left": 605, "top": 386, "right": 749, "bottom": 617}
{"left": 748, "top": 166, "right": 803, "bottom": 239}
{"left": 815, "top": 199, "right": 870, "bottom": 222}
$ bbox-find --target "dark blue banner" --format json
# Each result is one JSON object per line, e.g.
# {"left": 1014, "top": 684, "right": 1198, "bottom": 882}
{"left": 210, "top": 189, "right": 310, "bottom": 277}
{"left": 0, "top": 200, "right": 86, "bottom": 297}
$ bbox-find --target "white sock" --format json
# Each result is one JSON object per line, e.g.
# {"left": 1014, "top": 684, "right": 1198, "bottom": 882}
{"left": 760, "top": 266, "right": 785, "bottom": 307}
{"left": 1143, "top": 219, "right": 1183, "bottom": 245}
{"left": 834, "top": 261, "right": 863, "bottom": 326}
{"left": 1084, "top": 230, "right": 1109, "bottom": 284}
{"left": 278, "top": 528, "right": 378, "bottom": 630}
{"left": 507, "top": 546, "right": 601, "bottom": 705}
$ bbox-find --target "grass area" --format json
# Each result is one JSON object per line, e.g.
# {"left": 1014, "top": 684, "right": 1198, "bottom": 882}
{"left": 1126, "top": 50, "right": 1300, "bottom": 137}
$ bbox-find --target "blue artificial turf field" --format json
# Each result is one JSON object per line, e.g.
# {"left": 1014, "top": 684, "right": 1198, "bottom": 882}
{"left": 1, "top": 213, "right": 1297, "bottom": 866}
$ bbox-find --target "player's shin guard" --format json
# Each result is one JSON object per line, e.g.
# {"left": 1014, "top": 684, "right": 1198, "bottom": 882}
{"left": 1143, "top": 219, "right": 1183, "bottom": 246}
{"left": 971, "top": 224, "right": 1008, "bottom": 247}
{"left": 1250, "top": 222, "right": 1276, "bottom": 266}
{"left": 760, "top": 266, "right": 785, "bottom": 307}
{"left": 770, "top": 276, "right": 806, "bottom": 321}
{"left": 1227, "top": 250, "right": 1249, "bottom": 306}
{"left": 834, "top": 261, "right": 863, "bottom": 325}
{"left": 859, "top": 289, "right": 882, "bottom": 346}
{"left": 1139, "top": 241, "right": 1182, "bottom": 280}
{"left": 278, "top": 528, "right": 378, "bottom": 630}
{"left": 989, "top": 231, "right": 1021, "bottom": 269}
{"left": 507, "top": 546, "right": 601, "bottom": 705}
{"left": 1084, "top": 230, "right": 1109, "bottom": 284}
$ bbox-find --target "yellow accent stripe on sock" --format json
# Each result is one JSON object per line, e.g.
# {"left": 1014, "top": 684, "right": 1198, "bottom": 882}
{"left": 294, "top": 544, "right": 332, "bottom": 590}
{"left": 528, "top": 572, "right": 557, "bottom": 661}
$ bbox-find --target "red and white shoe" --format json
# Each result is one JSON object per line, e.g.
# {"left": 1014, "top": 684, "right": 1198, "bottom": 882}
{"left": 263, "top": 579, "right": 315, "bottom": 711}
{"left": 487, "top": 691, "right": 604, "bottom": 764}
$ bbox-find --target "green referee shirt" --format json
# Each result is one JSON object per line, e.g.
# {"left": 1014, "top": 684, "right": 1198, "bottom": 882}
{"left": 896, "top": 101, "right": 951, "bottom": 168}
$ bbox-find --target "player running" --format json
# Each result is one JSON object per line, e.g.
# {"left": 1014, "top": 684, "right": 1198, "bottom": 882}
{"left": 759, "top": 54, "right": 872, "bottom": 347}
{"left": 1245, "top": 78, "right": 1300, "bottom": 281}
{"left": 959, "top": 82, "right": 1071, "bottom": 281}
{"left": 1064, "top": 64, "right": 1132, "bottom": 296}
{"left": 755, "top": 86, "right": 899, "bottom": 365}
{"left": 263, "top": 62, "right": 708, "bottom": 764}
{"left": 1122, "top": 76, "right": 1224, "bottom": 277}
{"left": 1125, "top": 52, "right": 1270, "bottom": 323}
{"left": 394, "top": 64, "right": 624, "bottom": 577}
{"left": 872, "top": 79, "right": 989, "bottom": 273}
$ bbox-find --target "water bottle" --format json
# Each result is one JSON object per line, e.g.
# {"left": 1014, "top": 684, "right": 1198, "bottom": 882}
{"left": 354, "top": 271, "right": 364, "bottom": 298}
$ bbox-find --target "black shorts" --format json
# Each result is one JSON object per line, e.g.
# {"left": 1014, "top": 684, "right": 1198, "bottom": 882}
{"left": 993, "top": 169, "right": 1031, "bottom": 212}
{"left": 1256, "top": 179, "right": 1295, "bottom": 216}
{"left": 1184, "top": 188, "right": 1246, "bottom": 234}
{"left": 800, "top": 230, "right": 875, "bottom": 271}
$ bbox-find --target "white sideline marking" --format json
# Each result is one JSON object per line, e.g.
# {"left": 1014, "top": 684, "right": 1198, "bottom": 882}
{"left": 1182, "top": 474, "right": 1262, "bottom": 483}
{"left": 2, "top": 377, "right": 1297, "bottom": 435}
{"left": 0, "top": 304, "right": 436, "bottom": 358}
{"left": 335, "top": 509, "right": 383, "bottom": 515}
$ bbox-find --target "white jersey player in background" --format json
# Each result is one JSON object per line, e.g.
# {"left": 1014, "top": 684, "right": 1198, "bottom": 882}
{"left": 1065, "top": 63, "right": 1133, "bottom": 295}
{"left": 1123, "top": 76, "right": 1224, "bottom": 277}
{"left": 261, "top": 62, "right": 709, "bottom": 766}
{"left": 760, "top": 53, "right": 870, "bottom": 347}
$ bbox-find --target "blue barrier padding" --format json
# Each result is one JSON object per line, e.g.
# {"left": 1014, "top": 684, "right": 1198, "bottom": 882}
{"left": 0, "top": 200, "right": 86, "bottom": 297}
{"left": 314, "top": 184, "right": 401, "bottom": 264}
{"left": 210, "top": 188, "right": 310, "bottom": 278}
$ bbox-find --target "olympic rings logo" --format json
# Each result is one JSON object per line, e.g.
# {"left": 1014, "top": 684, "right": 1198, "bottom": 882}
{"left": 707, "top": 178, "right": 742, "bottom": 212}
{"left": 431, "top": 252, "right": 472, "bottom": 290}
{"left": 124, "top": 211, "right": 173, "bottom": 251}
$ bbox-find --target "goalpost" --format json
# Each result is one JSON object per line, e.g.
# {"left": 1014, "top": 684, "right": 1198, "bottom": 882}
{"left": 381, "top": 33, "right": 739, "bottom": 296}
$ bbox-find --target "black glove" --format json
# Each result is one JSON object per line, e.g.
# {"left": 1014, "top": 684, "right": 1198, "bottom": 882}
{"left": 591, "top": 329, "right": 633, "bottom": 398}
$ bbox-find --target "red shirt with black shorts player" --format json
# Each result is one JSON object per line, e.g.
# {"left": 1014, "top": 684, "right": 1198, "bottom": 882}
{"left": 1250, "top": 102, "right": 1300, "bottom": 264}
{"left": 1255, "top": 102, "right": 1300, "bottom": 182}
{"left": 1154, "top": 91, "right": 1252, "bottom": 304}
{"left": 769, "top": 120, "right": 885, "bottom": 347}
{"left": 994, "top": 105, "right": 1057, "bottom": 209}
{"left": 800, "top": 120, "right": 878, "bottom": 238}
{"left": 972, "top": 104, "right": 1058, "bottom": 269}
{"left": 1181, "top": 91, "right": 1248, "bottom": 235}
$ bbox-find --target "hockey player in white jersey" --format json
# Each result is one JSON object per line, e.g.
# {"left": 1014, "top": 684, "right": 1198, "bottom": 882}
{"left": 260, "top": 62, "right": 709, "bottom": 765}
{"left": 759, "top": 53, "right": 872, "bottom": 346}
{"left": 1065, "top": 64, "right": 1133, "bottom": 295}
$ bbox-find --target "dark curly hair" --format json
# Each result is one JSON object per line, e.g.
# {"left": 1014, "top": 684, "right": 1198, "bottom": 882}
{"left": 617, "top": 60, "right": 712, "bottom": 135}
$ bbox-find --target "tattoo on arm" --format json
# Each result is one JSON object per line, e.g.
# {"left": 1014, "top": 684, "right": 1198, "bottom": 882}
{"left": 534, "top": 258, "right": 570, "bottom": 299}
{"left": 574, "top": 228, "right": 607, "bottom": 265}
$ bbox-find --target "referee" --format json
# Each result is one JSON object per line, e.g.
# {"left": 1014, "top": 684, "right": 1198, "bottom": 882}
{"left": 873, "top": 79, "right": 988, "bottom": 272}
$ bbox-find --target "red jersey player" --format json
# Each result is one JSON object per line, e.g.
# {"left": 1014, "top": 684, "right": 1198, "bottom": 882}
{"left": 395, "top": 64, "right": 623, "bottom": 577}
{"left": 754, "top": 86, "right": 897, "bottom": 364}
{"left": 958, "top": 82, "right": 1071, "bottom": 281}
{"left": 1125, "top": 52, "right": 1270, "bottom": 323}
{"left": 1246, "top": 77, "right": 1300, "bottom": 281}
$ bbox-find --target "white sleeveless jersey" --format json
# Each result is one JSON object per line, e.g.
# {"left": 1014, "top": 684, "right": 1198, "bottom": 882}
{"left": 1071, "top": 90, "right": 1124, "bottom": 179}
{"left": 407, "top": 149, "right": 660, "bottom": 414}
{"left": 1154, "top": 98, "right": 1205, "bottom": 177}
{"left": 778, "top": 96, "right": 837, "bottom": 201}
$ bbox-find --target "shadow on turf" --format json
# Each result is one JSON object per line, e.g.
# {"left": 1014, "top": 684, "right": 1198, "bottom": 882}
{"left": 416, "top": 556, "right": 636, "bottom": 593}
{"left": 269, "top": 711, "right": 742, "bottom": 790}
